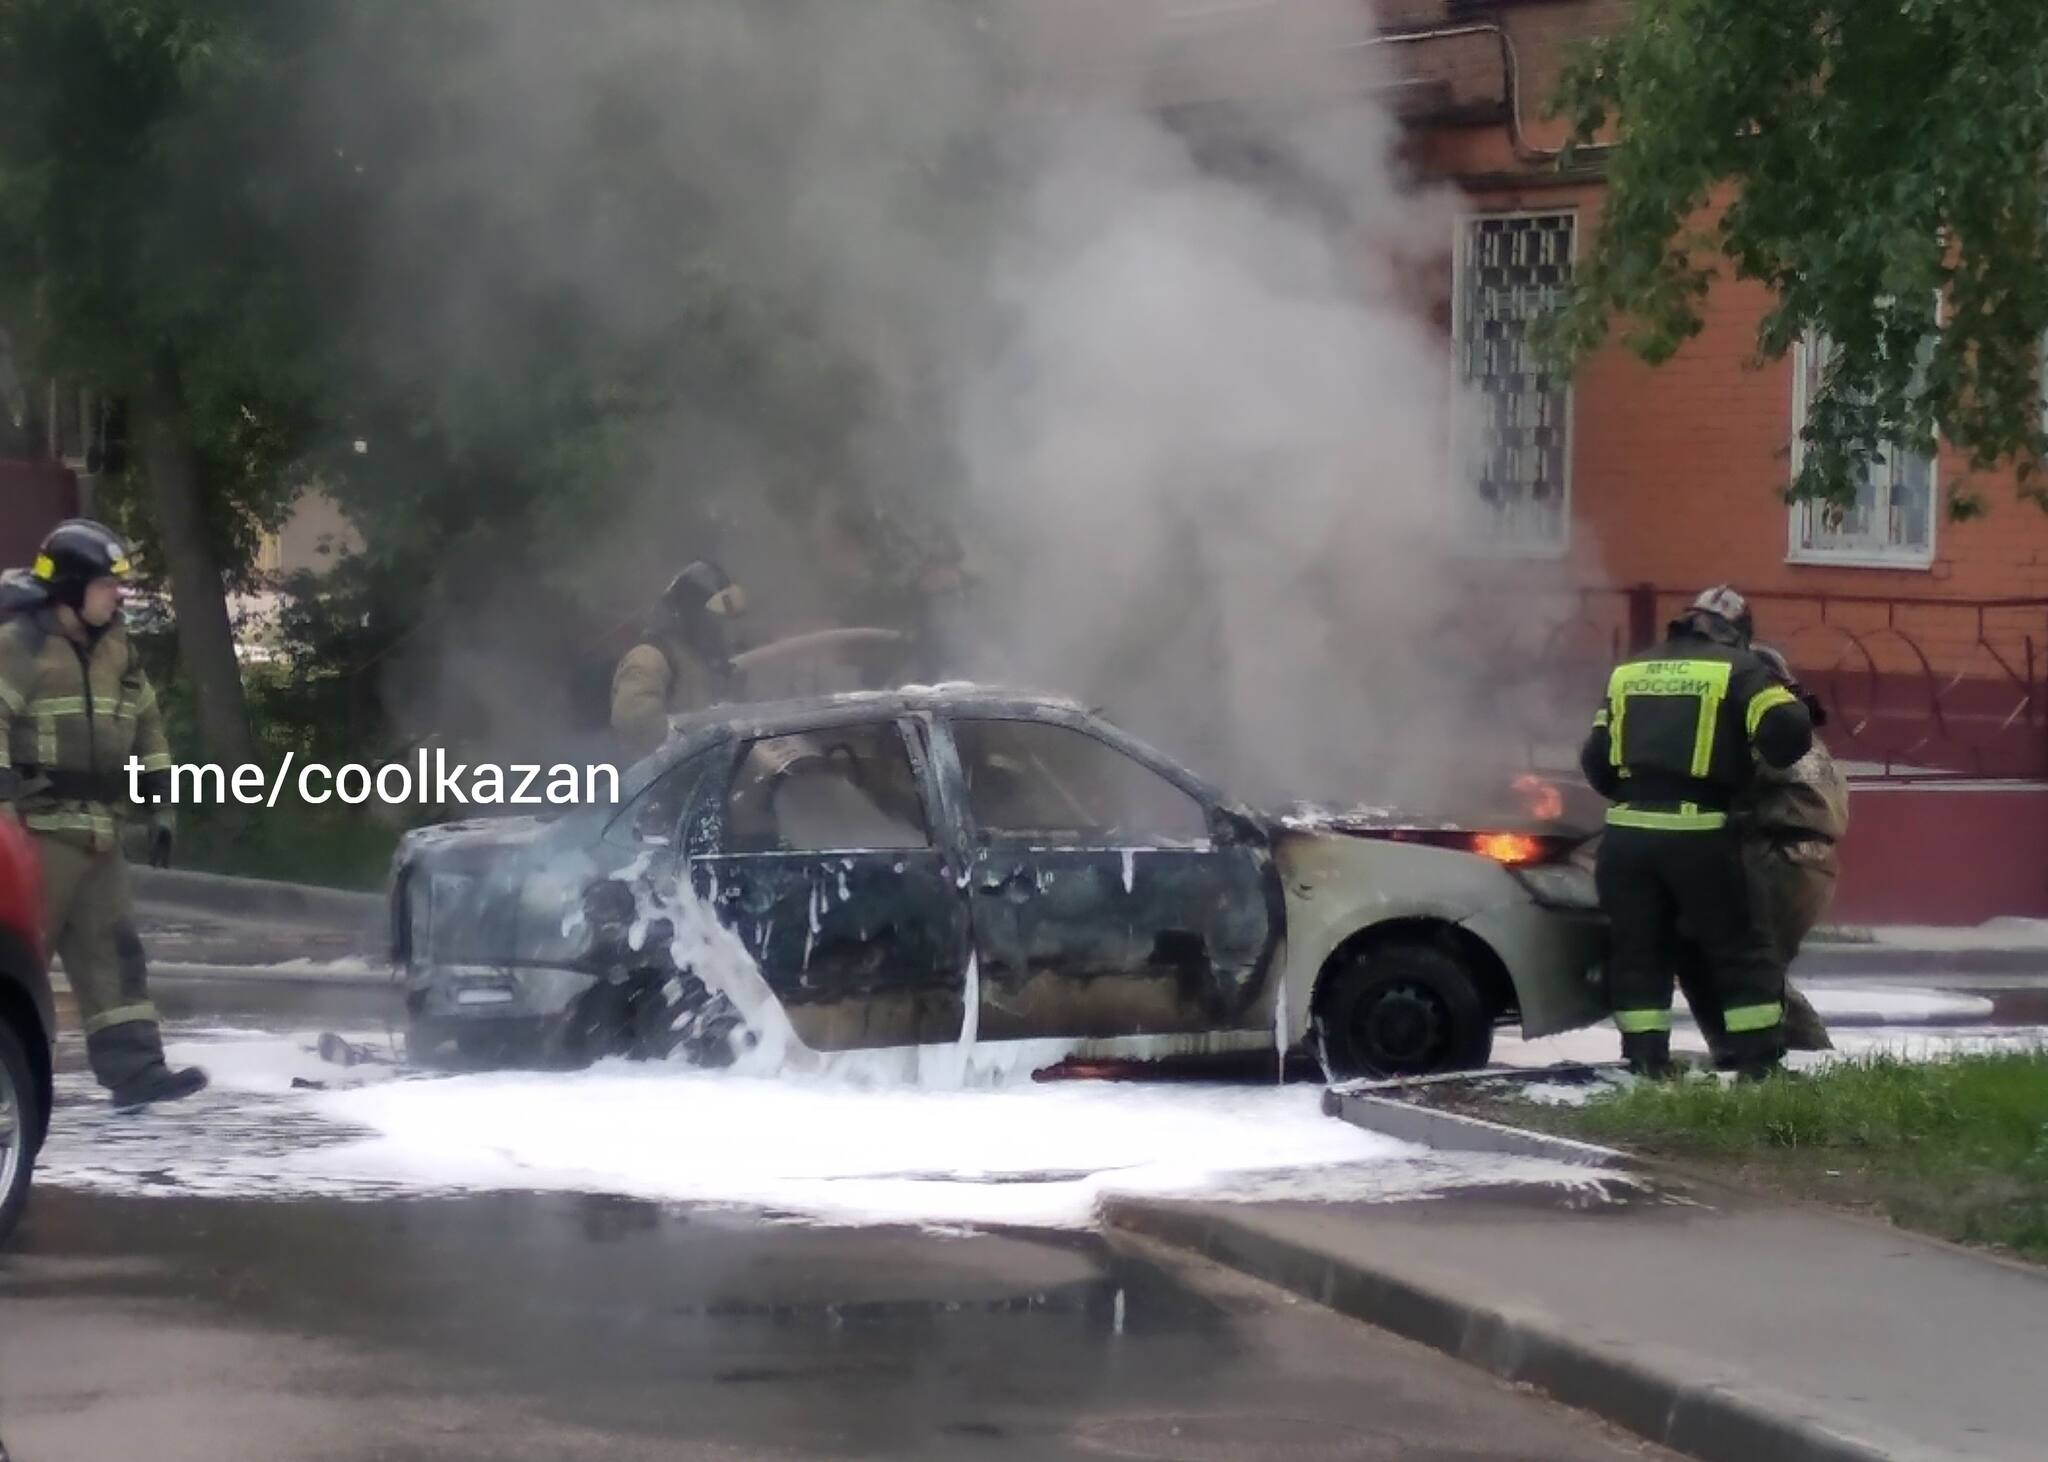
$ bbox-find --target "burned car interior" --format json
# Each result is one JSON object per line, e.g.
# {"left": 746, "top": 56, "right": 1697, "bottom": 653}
{"left": 952, "top": 717, "right": 1212, "bottom": 847}
{"left": 725, "top": 728, "right": 932, "bottom": 855}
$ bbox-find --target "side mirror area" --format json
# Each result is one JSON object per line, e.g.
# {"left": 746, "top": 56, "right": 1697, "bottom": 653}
{"left": 1211, "top": 806, "right": 1266, "bottom": 848}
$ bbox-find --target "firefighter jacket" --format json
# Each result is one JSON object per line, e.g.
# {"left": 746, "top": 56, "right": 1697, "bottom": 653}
{"left": 1578, "top": 632, "right": 1814, "bottom": 830}
{"left": 610, "top": 632, "right": 725, "bottom": 764}
{"left": 0, "top": 609, "right": 172, "bottom": 852}
{"left": 1739, "top": 737, "right": 1849, "bottom": 845}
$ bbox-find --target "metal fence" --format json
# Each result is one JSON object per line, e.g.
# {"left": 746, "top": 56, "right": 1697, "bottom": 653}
{"left": 1437, "top": 585, "right": 2048, "bottom": 783}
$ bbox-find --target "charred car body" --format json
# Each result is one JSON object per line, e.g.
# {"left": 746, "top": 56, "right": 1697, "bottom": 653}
{"left": 393, "top": 688, "right": 1609, "bottom": 1078}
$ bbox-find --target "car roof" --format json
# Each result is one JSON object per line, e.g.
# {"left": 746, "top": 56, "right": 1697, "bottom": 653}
{"left": 669, "top": 682, "right": 1095, "bottom": 739}
{"left": 609, "top": 680, "right": 1257, "bottom": 823}
{"left": 631, "top": 681, "right": 1241, "bottom": 811}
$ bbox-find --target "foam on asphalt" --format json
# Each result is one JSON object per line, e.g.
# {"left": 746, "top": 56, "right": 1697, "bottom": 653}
{"left": 32, "top": 1024, "right": 1602, "bottom": 1227}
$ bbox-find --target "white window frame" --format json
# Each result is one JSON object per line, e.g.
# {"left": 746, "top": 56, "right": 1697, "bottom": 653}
{"left": 1786, "top": 330, "right": 1938, "bottom": 570}
{"left": 2039, "top": 323, "right": 2048, "bottom": 437}
{"left": 1450, "top": 208, "right": 1577, "bottom": 560}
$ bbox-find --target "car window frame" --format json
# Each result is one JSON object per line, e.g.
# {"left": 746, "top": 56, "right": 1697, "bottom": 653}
{"left": 600, "top": 740, "right": 726, "bottom": 850}
{"left": 937, "top": 712, "right": 1219, "bottom": 852}
{"left": 702, "top": 717, "right": 944, "bottom": 858}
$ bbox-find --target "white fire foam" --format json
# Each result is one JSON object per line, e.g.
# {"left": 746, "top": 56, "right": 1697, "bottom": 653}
{"left": 30, "top": 1023, "right": 1603, "bottom": 1227}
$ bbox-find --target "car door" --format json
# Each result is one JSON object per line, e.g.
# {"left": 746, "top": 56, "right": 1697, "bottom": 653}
{"left": 685, "top": 718, "right": 970, "bottom": 1050}
{"left": 935, "top": 715, "right": 1280, "bottom": 1040}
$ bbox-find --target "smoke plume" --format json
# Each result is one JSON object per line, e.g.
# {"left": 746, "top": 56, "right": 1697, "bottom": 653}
{"left": 313, "top": 0, "right": 1566, "bottom": 808}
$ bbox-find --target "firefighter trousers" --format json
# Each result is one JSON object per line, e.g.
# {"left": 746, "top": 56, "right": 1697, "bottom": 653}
{"left": 1596, "top": 822, "right": 1786, "bottom": 1069}
{"left": 1679, "top": 839, "right": 1837, "bottom": 1056}
{"left": 36, "top": 834, "right": 169, "bottom": 1092}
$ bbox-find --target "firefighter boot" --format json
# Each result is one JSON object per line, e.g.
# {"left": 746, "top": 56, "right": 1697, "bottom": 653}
{"left": 1782, "top": 985, "right": 1834, "bottom": 1051}
{"left": 1714, "top": 1025, "right": 1788, "bottom": 1082}
{"left": 1621, "top": 1031, "right": 1674, "bottom": 1079}
{"left": 110, "top": 1064, "right": 210, "bottom": 1110}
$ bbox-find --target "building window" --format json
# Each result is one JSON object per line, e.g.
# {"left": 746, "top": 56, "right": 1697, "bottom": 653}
{"left": 1453, "top": 211, "right": 1575, "bottom": 555}
{"left": 1788, "top": 331, "right": 1936, "bottom": 567}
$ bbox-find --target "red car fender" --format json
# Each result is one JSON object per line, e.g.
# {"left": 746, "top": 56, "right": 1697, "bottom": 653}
{"left": 0, "top": 814, "right": 46, "bottom": 963}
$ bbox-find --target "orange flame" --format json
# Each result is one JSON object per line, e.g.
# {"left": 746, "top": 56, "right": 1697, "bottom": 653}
{"left": 1472, "top": 832, "right": 1547, "bottom": 867}
{"left": 1512, "top": 773, "right": 1565, "bottom": 821}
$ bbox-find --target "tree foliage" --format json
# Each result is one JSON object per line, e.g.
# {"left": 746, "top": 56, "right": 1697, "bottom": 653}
{"left": 0, "top": 0, "right": 332, "bottom": 570}
{"left": 1548, "top": 0, "right": 2048, "bottom": 513}
{"left": 0, "top": 0, "right": 962, "bottom": 760}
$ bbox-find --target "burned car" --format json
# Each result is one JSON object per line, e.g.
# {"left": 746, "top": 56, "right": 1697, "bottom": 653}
{"left": 393, "top": 688, "right": 1609, "bottom": 1078}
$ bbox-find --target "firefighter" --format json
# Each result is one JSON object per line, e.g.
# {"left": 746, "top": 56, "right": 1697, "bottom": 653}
{"left": 609, "top": 560, "right": 747, "bottom": 763}
{"left": 0, "top": 520, "right": 204, "bottom": 1106}
{"left": 1580, "top": 586, "right": 1815, "bottom": 1078}
{"left": 1679, "top": 644, "right": 1848, "bottom": 1056}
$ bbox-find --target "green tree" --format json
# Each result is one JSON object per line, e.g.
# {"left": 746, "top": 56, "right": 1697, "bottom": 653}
{"left": 286, "top": 0, "right": 972, "bottom": 745}
{"left": 6, "top": 0, "right": 1001, "bottom": 772}
{"left": 1548, "top": 1, "right": 2048, "bottom": 513}
{"left": 0, "top": 0, "right": 351, "bottom": 763}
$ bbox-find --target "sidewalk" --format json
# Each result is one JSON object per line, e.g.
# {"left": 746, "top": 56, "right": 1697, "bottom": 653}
{"left": 1799, "top": 919, "right": 2048, "bottom": 976}
{"left": 1106, "top": 1175, "right": 2048, "bottom": 1462}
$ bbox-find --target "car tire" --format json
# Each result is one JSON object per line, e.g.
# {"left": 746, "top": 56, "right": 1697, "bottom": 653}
{"left": 548, "top": 982, "right": 636, "bottom": 1069}
{"left": 623, "top": 971, "right": 742, "bottom": 1068}
{"left": 0, "top": 1018, "right": 41, "bottom": 1247}
{"left": 1318, "top": 938, "right": 1495, "bottom": 1079}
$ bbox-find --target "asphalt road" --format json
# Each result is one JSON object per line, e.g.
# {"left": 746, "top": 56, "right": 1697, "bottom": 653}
{"left": 0, "top": 1187, "right": 1671, "bottom": 1462}
{"left": 12, "top": 900, "right": 2031, "bottom": 1457}
{"left": 2, "top": 901, "right": 2016, "bottom": 1460}
{"left": 13, "top": 934, "right": 1680, "bottom": 1462}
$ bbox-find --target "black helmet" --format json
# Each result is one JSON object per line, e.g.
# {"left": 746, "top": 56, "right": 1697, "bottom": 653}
{"left": 661, "top": 559, "right": 746, "bottom": 620}
{"left": 33, "top": 518, "right": 132, "bottom": 609}
{"left": 1669, "top": 584, "right": 1753, "bottom": 647}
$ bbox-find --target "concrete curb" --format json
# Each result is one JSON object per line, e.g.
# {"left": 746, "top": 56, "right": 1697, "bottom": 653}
{"left": 1102, "top": 1199, "right": 1917, "bottom": 1462}
{"left": 1321, "top": 1086, "right": 1627, "bottom": 1168}
{"left": 130, "top": 866, "right": 382, "bottom": 928}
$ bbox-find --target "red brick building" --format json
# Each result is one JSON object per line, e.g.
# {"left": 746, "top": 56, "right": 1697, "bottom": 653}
{"left": 1043, "top": 0, "right": 2048, "bottom": 921}
{"left": 1398, "top": 0, "right": 2048, "bottom": 922}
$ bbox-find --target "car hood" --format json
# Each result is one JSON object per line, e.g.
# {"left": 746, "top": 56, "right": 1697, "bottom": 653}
{"left": 394, "top": 810, "right": 624, "bottom": 970}
{"left": 1271, "top": 774, "right": 1605, "bottom": 844}
{"left": 1276, "top": 806, "right": 1597, "bottom": 844}
{"left": 395, "top": 812, "right": 563, "bottom": 867}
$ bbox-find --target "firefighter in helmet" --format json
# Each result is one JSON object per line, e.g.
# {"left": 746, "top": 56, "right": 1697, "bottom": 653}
{"left": 609, "top": 560, "right": 747, "bottom": 763}
{"left": 1678, "top": 642, "right": 1848, "bottom": 1057}
{"left": 1579, "top": 586, "right": 1815, "bottom": 1078}
{"left": 0, "top": 520, "right": 204, "bottom": 1105}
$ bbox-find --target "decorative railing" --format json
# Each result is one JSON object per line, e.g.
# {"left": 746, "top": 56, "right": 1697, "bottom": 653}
{"left": 1435, "top": 585, "right": 2048, "bottom": 783}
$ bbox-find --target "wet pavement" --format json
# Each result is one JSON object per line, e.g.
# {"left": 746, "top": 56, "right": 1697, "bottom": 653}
{"left": 0, "top": 960, "right": 1685, "bottom": 1459}
{"left": 0, "top": 1188, "right": 1671, "bottom": 1461}
{"left": 3, "top": 905, "right": 2028, "bottom": 1457}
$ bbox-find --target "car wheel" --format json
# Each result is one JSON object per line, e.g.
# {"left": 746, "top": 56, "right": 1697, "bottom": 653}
{"left": 623, "top": 971, "right": 743, "bottom": 1068}
{"left": 548, "top": 982, "right": 641, "bottom": 1069}
{"left": 0, "top": 1018, "right": 40, "bottom": 1247}
{"left": 1319, "top": 938, "right": 1494, "bottom": 1079}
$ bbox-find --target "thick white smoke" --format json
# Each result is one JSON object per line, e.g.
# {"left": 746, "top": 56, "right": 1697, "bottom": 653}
{"left": 331, "top": 1, "right": 1554, "bottom": 806}
{"left": 954, "top": 93, "right": 1470, "bottom": 800}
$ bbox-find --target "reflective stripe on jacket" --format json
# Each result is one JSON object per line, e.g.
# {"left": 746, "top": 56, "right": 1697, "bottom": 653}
{"left": 0, "top": 612, "right": 171, "bottom": 851}
{"left": 1579, "top": 633, "right": 1814, "bottom": 823}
